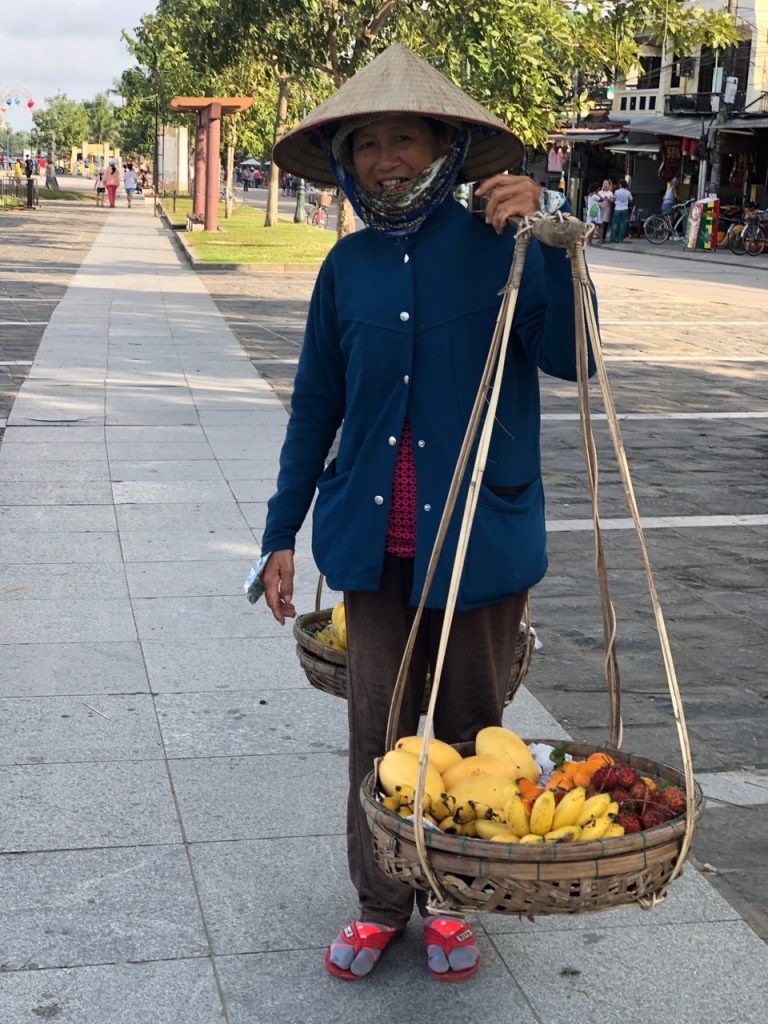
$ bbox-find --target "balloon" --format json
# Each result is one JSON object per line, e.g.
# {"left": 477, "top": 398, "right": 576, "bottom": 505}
{"left": 5, "top": 99, "right": 11, "bottom": 105}
{"left": 27, "top": 99, "right": 34, "bottom": 109}
{"left": 14, "top": 97, "right": 20, "bottom": 104}
{"left": 0, "top": 105, "right": 6, "bottom": 113}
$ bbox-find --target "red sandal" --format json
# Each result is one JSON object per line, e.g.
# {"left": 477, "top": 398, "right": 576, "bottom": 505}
{"left": 423, "top": 915, "right": 480, "bottom": 981}
{"left": 324, "top": 921, "right": 405, "bottom": 980}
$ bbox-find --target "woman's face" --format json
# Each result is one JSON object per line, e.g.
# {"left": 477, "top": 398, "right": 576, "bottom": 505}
{"left": 602, "top": 179, "right": 612, "bottom": 190}
{"left": 351, "top": 116, "right": 449, "bottom": 193}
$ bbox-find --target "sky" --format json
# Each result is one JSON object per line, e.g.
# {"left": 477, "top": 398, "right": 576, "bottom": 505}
{"left": 0, "top": 0, "right": 154, "bottom": 131}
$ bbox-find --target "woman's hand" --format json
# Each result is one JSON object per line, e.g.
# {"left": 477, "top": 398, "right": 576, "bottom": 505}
{"left": 263, "top": 549, "right": 296, "bottom": 625}
{"left": 474, "top": 174, "right": 543, "bottom": 234}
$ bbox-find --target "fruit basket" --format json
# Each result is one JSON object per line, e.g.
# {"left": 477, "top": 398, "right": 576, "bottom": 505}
{"left": 362, "top": 738, "right": 703, "bottom": 917}
{"left": 293, "top": 580, "right": 535, "bottom": 711}
{"left": 361, "top": 215, "right": 702, "bottom": 919}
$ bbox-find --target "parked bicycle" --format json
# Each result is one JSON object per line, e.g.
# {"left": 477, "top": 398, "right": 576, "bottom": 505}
{"left": 643, "top": 198, "right": 695, "bottom": 244}
{"left": 305, "top": 189, "right": 331, "bottom": 228}
{"left": 739, "top": 208, "right": 768, "bottom": 257}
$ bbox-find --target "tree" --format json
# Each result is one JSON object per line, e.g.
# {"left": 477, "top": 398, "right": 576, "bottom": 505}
{"left": 85, "top": 93, "right": 117, "bottom": 144}
{"left": 31, "top": 94, "right": 90, "bottom": 154}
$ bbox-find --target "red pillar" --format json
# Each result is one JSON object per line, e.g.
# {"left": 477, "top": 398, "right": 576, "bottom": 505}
{"left": 193, "top": 112, "right": 207, "bottom": 219}
{"left": 204, "top": 102, "right": 222, "bottom": 232}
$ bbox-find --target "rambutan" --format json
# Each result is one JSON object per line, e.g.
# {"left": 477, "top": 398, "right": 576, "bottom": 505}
{"left": 590, "top": 766, "right": 621, "bottom": 792}
{"left": 616, "top": 810, "right": 642, "bottom": 834}
{"left": 641, "top": 805, "right": 674, "bottom": 830}
{"left": 628, "top": 781, "right": 651, "bottom": 805}
{"left": 616, "top": 764, "right": 639, "bottom": 790}
{"left": 609, "top": 788, "right": 630, "bottom": 804}
{"left": 659, "top": 786, "right": 687, "bottom": 817}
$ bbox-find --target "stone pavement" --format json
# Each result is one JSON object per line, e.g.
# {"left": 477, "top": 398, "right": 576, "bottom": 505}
{"left": 1, "top": 202, "right": 767, "bottom": 1023}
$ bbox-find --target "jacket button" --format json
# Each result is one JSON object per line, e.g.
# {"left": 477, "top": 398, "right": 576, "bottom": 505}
{"left": 403, "top": 375, "right": 410, "bottom": 385}
{"left": 417, "top": 439, "right": 425, "bottom": 448}
{"left": 399, "top": 311, "right": 410, "bottom": 322}
{"left": 388, "top": 436, "right": 397, "bottom": 446}
{"left": 423, "top": 504, "right": 431, "bottom": 512}
{"left": 404, "top": 254, "right": 410, "bottom": 263}
{"left": 374, "top": 495, "right": 384, "bottom": 505}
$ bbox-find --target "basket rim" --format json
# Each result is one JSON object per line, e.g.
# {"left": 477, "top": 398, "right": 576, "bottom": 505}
{"left": 293, "top": 609, "right": 347, "bottom": 666}
{"left": 363, "top": 738, "right": 704, "bottom": 865}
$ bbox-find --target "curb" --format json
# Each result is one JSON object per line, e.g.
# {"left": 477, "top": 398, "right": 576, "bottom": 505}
{"left": 158, "top": 204, "right": 323, "bottom": 275}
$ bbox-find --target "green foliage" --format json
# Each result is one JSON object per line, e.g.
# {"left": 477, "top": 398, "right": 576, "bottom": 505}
{"left": 84, "top": 93, "right": 117, "bottom": 144}
{"left": 31, "top": 94, "right": 90, "bottom": 153}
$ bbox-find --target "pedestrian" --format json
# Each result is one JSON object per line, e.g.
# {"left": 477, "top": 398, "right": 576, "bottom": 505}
{"left": 661, "top": 177, "right": 678, "bottom": 221}
{"left": 609, "top": 179, "right": 633, "bottom": 242}
{"left": 104, "top": 161, "right": 120, "bottom": 208}
{"left": 247, "top": 43, "right": 593, "bottom": 984}
{"left": 597, "top": 178, "right": 614, "bottom": 243}
{"left": 14, "top": 158, "right": 23, "bottom": 180}
{"left": 123, "top": 162, "right": 137, "bottom": 207}
{"left": 585, "top": 181, "right": 602, "bottom": 245}
{"left": 547, "top": 141, "right": 565, "bottom": 189}
{"left": 242, "top": 167, "right": 251, "bottom": 192}
{"left": 93, "top": 170, "right": 107, "bottom": 207}
{"left": 24, "top": 158, "right": 34, "bottom": 178}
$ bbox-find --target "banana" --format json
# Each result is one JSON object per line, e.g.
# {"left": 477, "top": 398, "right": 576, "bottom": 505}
{"left": 447, "top": 774, "right": 519, "bottom": 814}
{"left": 475, "top": 819, "right": 514, "bottom": 840}
{"left": 519, "top": 833, "right": 546, "bottom": 844}
{"left": 604, "top": 822, "right": 625, "bottom": 838}
{"left": 579, "top": 814, "right": 614, "bottom": 841}
{"left": 442, "top": 755, "right": 524, "bottom": 791}
{"left": 576, "top": 793, "right": 613, "bottom": 826}
{"left": 545, "top": 825, "right": 582, "bottom": 843}
{"left": 381, "top": 794, "right": 403, "bottom": 812}
{"left": 489, "top": 831, "right": 522, "bottom": 843}
{"left": 460, "top": 820, "right": 478, "bottom": 838}
{"left": 502, "top": 794, "right": 531, "bottom": 837}
{"left": 439, "top": 816, "right": 462, "bottom": 835}
{"left": 474, "top": 726, "right": 541, "bottom": 781}
{"left": 395, "top": 735, "right": 462, "bottom": 776}
{"left": 453, "top": 800, "right": 498, "bottom": 825}
{"left": 331, "top": 601, "right": 347, "bottom": 649}
{"left": 606, "top": 801, "right": 619, "bottom": 817}
{"left": 430, "top": 793, "right": 456, "bottom": 822}
{"left": 550, "top": 786, "right": 586, "bottom": 830}
{"left": 378, "top": 749, "right": 445, "bottom": 806}
{"left": 529, "top": 790, "right": 556, "bottom": 836}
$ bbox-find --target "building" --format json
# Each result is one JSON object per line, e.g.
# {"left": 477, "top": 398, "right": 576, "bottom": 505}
{"left": 608, "top": 0, "right": 768, "bottom": 214}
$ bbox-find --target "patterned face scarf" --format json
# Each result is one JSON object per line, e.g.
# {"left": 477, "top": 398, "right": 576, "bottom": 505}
{"left": 326, "top": 120, "right": 471, "bottom": 237}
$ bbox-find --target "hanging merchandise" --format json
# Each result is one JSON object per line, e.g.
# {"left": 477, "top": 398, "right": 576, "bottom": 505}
{"left": 27, "top": 99, "right": 34, "bottom": 109}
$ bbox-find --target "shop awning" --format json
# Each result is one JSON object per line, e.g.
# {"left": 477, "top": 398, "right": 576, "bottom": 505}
{"left": 547, "top": 129, "right": 624, "bottom": 144}
{"left": 609, "top": 114, "right": 711, "bottom": 138}
{"left": 720, "top": 116, "right": 768, "bottom": 132}
{"left": 606, "top": 142, "right": 660, "bottom": 154}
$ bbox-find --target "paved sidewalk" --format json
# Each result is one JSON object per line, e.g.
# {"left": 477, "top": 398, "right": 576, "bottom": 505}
{"left": 1, "top": 205, "right": 767, "bottom": 1023}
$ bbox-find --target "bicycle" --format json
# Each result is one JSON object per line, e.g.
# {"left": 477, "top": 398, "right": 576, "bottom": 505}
{"left": 305, "top": 191, "right": 330, "bottom": 228}
{"left": 741, "top": 209, "right": 768, "bottom": 257}
{"left": 643, "top": 198, "right": 695, "bottom": 244}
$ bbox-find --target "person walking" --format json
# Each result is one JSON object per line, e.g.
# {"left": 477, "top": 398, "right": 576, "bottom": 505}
{"left": 93, "top": 170, "right": 107, "bottom": 207}
{"left": 597, "top": 178, "right": 614, "bottom": 243}
{"left": 104, "top": 161, "right": 120, "bottom": 208}
{"left": 123, "top": 163, "right": 138, "bottom": 207}
{"left": 661, "top": 177, "right": 678, "bottom": 222}
{"left": 246, "top": 43, "right": 595, "bottom": 984}
{"left": 585, "top": 181, "right": 603, "bottom": 245}
{"left": 609, "top": 179, "right": 633, "bottom": 242}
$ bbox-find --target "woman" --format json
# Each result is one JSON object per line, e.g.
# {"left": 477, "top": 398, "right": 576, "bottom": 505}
{"left": 662, "top": 177, "right": 679, "bottom": 220}
{"left": 248, "top": 44, "right": 593, "bottom": 982}
{"left": 609, "top": 179, "right": 633, "bottom": 243}
{"left": 104, "top": 161, "right": 120, "bottom": 208}
{"left": 597, "top": 178, "right": 614, "bottom": 243}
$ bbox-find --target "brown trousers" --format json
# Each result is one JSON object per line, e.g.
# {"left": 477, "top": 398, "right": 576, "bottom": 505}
{"left": 344, "top": 553, "right": 528, "bottom": 928}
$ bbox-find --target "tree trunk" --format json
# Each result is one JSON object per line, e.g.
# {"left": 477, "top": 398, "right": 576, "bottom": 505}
{"left": 265, "top": 73, "right": 290, "bottom": 227}
{"left": 337, "top": 191, "right": 356, "bottom": 238}
{"left": 225, "top": 142, "right": 235, "bottom": 219}
{"left": 45, "top": 132, "right": 59, "bottom": 190}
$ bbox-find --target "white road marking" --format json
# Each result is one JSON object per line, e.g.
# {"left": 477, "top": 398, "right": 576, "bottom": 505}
{"left": 542, "top": 411, "right": 768, "bottom": 421}
{"left": 602, "top": 320, "right": 761, "bottom": 325}
{"left": 604, "top": 355, "right": 768, "bottom": 363}
{"left": 0, "top": 321, "right": 50, "bottom": 326}
{"left": 547, "top": 514, "right": 768, "bottom": 532}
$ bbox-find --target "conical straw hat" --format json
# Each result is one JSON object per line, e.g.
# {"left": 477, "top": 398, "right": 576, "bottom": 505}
{"left": 273, "top": 44, "right": 524, "bottom": 186}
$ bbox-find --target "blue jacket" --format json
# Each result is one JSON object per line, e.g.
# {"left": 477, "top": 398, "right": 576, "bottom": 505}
{"left": 262, "top": 197, "right": 593, "bottom": 609}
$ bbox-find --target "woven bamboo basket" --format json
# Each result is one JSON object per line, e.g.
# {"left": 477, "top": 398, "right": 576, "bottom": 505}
{"left": 362, "top": 740, "right": 704, "bottom": 917}
{"left": 293, "top": 601, "right": 535, "bottom": 712}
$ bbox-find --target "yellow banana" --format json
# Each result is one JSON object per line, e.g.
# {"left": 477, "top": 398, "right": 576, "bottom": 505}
{"left": 460, "top": 820, "right": 478, "bottom": 838}
{"left": 606, "top": 801, "right": 619, "bottom": 817}
{"left": 396, "top": 805, "right": 414, "bottom": 818}
{"left": 331, "top": 601, "right": 347, "bottom": 649}
{"left": 474, "top": 819, "right": 513, "bottom": 840}
{"left": 490, "top": 831, "right": 522, "bottom": 843}
{"left": 395, "top": 735, "right": 462, "bottom": 776}
{"left": 576, "top": 793, "right": 613, "bottom": 826}
{"left": 502, "top": 794, "right": 531, "bottom": 837}
{"left": 529, "top": 790, "right": 556, "bottom": 836}
{"left": 519, "top": 833, "right": 546, "bottom": 844}
{"left": 439, "top": 816, "right": 462, "bottom": 835}
{"left": 378, "top": 749, "right": 445, "bottom": 806}
{"left": 545, "top": 825, "right": 582, "bottom": 843}
{"left": 550, "top": 786, "right": 586, "bottom": 830}
{"left": 381, "top": 794, "right": 402, "bottom": 812}
{"left": 453, "top": 800, "right": 497, "bottom": 825}
{"left": 430, "top": 793, "right": 456, "bottom": 822}
{"left": 579, "top": 814, "right": 614, "bottom": 841}
{"left": 604, "top": 822, "right": 625, "bottom": 838}
{"left": 474, "top": 726, "right": 540, "bottom": 781}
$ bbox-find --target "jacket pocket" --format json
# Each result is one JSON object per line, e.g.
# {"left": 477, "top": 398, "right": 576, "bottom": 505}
{"left": 460, "top": 479, "right": 547, "bottom": 605}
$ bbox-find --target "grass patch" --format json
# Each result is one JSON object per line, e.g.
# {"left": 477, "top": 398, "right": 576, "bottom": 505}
{"left": 162, "top": 196, "right": 335, "bottom": 263}
{"left": 39, "top": 188, "right": 91, "bottom": 201}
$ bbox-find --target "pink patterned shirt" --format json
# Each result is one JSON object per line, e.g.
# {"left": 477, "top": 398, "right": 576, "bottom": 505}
{"left": 386, "top": 417, "right": 417, "bottom": 558}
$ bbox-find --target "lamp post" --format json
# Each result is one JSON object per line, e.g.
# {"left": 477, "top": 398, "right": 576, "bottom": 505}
{"left": 294, "top": 95, "right": 308, "bottom": 223}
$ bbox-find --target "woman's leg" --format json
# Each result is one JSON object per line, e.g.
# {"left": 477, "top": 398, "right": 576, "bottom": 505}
{"left": 344, "top": 554, "right": 428, "bottom": 928}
